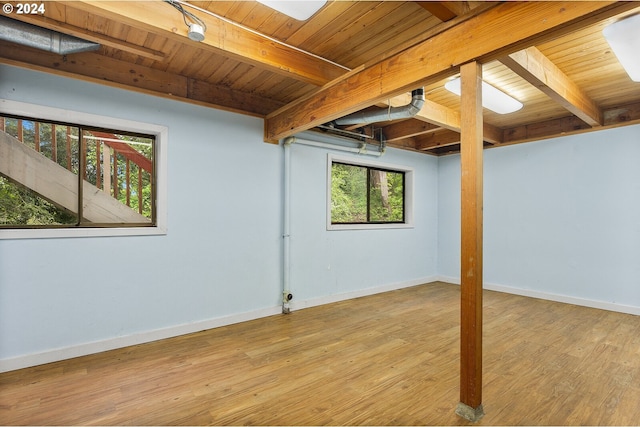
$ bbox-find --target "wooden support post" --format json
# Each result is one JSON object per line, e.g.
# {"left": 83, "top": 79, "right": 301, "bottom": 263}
{"left": 456, "top": 61, "right": 485, "bottom": 422}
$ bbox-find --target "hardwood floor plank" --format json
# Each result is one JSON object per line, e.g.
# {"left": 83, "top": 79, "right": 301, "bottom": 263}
{"left": 1, "top": 281, "right": 639, "bottom": 425}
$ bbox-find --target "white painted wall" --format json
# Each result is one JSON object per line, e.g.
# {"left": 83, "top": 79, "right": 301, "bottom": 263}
{"left": 0, "top": 64, "right": 439, "bottom": 370}
{"left": 438, "top": 125, "right": 640, "bottom": 312}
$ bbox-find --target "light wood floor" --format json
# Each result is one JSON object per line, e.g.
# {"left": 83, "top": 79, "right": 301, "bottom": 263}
{"left": 1, "top": 281, "right": 640, "bottom": 425}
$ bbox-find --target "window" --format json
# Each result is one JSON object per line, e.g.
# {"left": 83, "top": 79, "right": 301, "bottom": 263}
{"left": 0, "top": 100, "right": 167, "bottom": 239}
{"left": 328, "top": 154, "right": 413, "bottom": 230}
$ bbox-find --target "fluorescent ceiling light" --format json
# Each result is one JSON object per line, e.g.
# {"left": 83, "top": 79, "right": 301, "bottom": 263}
{"left": 603, "top": 14, "right": 640, "bottom": 82}
{"left": 257, "top": 0, "right": 327, "bottom": 21}
{"left": 444, "top": 77, "right": 523, "bottom": 114}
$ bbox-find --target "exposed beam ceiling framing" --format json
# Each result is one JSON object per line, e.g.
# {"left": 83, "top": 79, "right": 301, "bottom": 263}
{"left": 0, "top": 40, "right": 283, "bottom": 116}
{"left": 1, "top": 1, "right": 639, "bottom": 155}
{"left": 499, "top": 47, "right": 603, "bottom": 127}
{"left": 503, "top": 101, "right": 640, "bottom": 145}
{"left": 67, "top": 0, "right": 348, "bottom": 86}
{"left": 264, "top": 1, "right": 630, "bottom": 142}
{"left": 382, "top": 120, "right": 441, "bottom": 142}
{"left": 417, "top": 2, "right": 457, "bottom": 22}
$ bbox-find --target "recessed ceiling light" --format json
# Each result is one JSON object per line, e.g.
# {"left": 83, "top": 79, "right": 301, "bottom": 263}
{"left": 603, "top": 13, "right": 640, "bottom": 82}
{"left": 257, "top": 0, "right": 327, "bottom": 21}
{"left": 444, "top": 77, "right": 523, "bottom": 114}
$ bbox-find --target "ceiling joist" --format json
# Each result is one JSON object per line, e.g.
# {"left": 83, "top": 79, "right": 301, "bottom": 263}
{"left": 265, "top": 1, "right": 630, "bottom": 142}
{"left": 416, "top": 130, "right": 464, "bottom": 150}
{"left": 383, "top": 120, "right": 442, "bottom": 142}
{"left": 381, "top": 95, "right": 503, "bottom": 146}
{"left": 0, "top": 40, "right": 283, "bottom": 117}
{"left": 417, "top": 2, "right": 458, "bottom": 22}
{"left": 499, "top": 47, "right": 603, "bottom": 127}
{"left": 68, "top": 0, "right": 347, "bottom": 86}
{"left": 1, "top": 1, "right": 638, "bottom": 156}
{"left": 502, "top": 101, "right": 640, "bottom": 146}
{"left": 417, "top": 101, "right": 640, "bottom": 154}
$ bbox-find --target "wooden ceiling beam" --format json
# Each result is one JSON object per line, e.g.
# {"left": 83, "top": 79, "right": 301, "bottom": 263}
{"left": 382, "top": 120, "right": 442, "bottom": 142}
{"left": 502, "top": 101, "right": 640, "bottom": 146}
{"left": 265, "top": 1, "right": 629, "bottom": 142}
{"left": 68, "top": 0, "right": 347, "bottom": 86}
{"left": 0, "top": 40, "right": 283, "bottom": 117}
{"left": 418, "top": 99, "right": 461, "bottom": 132}
{"left": 440, "top": 2, "right": 472, "bottom": 17}
{"left": 386, "top": 137, "right": 423, "bottom": 152}
{"left": 417, "top": 2, "right": 457, "bottom": 22}
{"left": 414, "top": 101, "right": 640, "bottom": 154}
{"left": 499, "top": 47, "right": 603, "bottom": 126}
{"left": 367, "top": 3, "right": 496, "bottom": 70}
{"left": 382, "top": 95, "right": 503, "bottom": 144}
{"left": 415, "top": 130, "right": 462, "bottom": 150}
{"left": 417, "top": 2, "right": 474, "bottom": 22}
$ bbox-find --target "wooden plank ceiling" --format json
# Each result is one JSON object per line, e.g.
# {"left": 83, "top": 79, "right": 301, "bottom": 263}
{"left": 1, "top": 1, "right": 639, "bottom": 155}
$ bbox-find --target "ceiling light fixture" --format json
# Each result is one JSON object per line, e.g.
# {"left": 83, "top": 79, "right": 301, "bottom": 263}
{"left": 257, "top": 0, "right": 327, "bottom": 21}
{"left": 444, "top": 77, "right": 523, "bottom": 114}
{"left": 164, "top": 0, "right": 207, "bottom": 42}
{"left": 603, "top": 13, "right": 640, "bottom": 82}
{"left": 187, "top": 23, "right": 205, "bottom": 42}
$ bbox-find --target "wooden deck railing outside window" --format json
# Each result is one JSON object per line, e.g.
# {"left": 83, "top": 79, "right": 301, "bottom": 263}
{"left": 0, "top": 115, "right": 154, "bottom": 222}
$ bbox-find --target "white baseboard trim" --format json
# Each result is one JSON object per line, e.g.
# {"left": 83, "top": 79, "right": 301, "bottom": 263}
{"left": 437, "top": 275, "right": 640, "bottom": 316}
{"left": 0, "top": 276, "right": 437, "bottom": 373}
{"left": 0, "top": 306, "right": 282, "bottom": 373}
{"left": 290, "top": 276, "right": 439, "bottom": 311}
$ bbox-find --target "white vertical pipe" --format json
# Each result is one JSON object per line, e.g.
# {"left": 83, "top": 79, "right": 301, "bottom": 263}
{"left": 281, "top": 133, "right": 382, "bottom": 313}
{"left": 282, "top": 137, "right": 292, "bottom": 313}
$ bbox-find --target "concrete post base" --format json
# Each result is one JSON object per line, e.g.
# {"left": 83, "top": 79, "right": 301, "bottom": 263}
{"left": 455, "top": 402, "right": 484, "bottom": 422}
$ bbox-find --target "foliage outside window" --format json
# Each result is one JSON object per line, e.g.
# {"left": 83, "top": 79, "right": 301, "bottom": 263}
{"left": 330, "top": 157, "right": 412, "bottom": 229}
{"left": 1, "top": 114, "right": 155, "bottom": 229}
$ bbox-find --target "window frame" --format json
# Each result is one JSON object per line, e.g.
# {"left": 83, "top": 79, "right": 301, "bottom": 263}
{"left": 327, "top": 154, "right": 414, "bottom": 231}
{"left": 0, "top": 99, "right": 168, "bottom": 239}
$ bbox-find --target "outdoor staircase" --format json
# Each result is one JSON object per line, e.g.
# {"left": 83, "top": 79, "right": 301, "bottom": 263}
{"left": 0, "top": 125, "right": 150, "bottom": 224}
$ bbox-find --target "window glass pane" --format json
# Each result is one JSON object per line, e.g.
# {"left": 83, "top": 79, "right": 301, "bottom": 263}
{"left": 81, "top": 130, "right": 154, "bottom": 224}
{"left": 369, "top": 169, "right": 404, "bottom": 222}
{"left": 331, "top": 161, "right": 406, "bottom": 225}
{"left": 1, "top": 117, "right": 80, "bottom": 226}
{"left": 331, "top": 163, "right": 367, "bottom": 223}
{"left": 0, "top": 176, "right": 77, "bottom": 226}
{"left": 1, "top": 114, "right": 154, "bottom": 228}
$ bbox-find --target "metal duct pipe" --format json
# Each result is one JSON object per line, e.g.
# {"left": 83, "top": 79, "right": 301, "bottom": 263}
{"left": 0, "top": 16, "right": 100, "bottom": 54}
{"left": 334, "top": 88, "right": 425, "bottom": 126}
